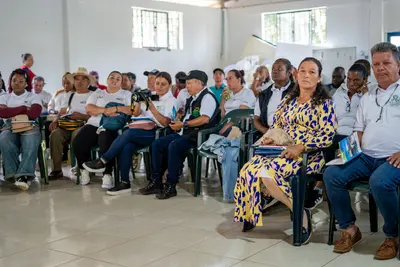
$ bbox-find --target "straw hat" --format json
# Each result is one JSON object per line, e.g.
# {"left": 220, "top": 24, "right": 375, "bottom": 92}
{"left": 67, "top": 67, "right": 96, "bottom": 84}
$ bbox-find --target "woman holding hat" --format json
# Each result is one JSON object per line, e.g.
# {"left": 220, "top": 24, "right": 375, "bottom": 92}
{"left": 72, "top": 69, "right": 132, "bottom": 188}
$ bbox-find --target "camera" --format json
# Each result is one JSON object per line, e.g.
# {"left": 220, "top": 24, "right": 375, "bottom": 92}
{"left": 131, "top": 89, "right": 159, "bottom": 103}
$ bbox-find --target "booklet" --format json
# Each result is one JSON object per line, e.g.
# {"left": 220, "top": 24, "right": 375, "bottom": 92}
{"left": 326, "top": 132, "right": 362, "bottom": 166}
{"left": 253, "top": 145, "right": 286, "bottom": 156}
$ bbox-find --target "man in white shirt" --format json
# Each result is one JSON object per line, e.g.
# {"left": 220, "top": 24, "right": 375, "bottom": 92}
{"left": 48, "top": 77, "right": 92, "bottom": 180}
{"left": 324, "top": 42, "right": 400, "bottom": 260}
{"left": 32, "top": 76, "right": 52, "bottom": 114}
{"left": 139, "top": 70, "right": 219, "bottom": 200}
{"left": 48, "top": 72, "right": 75, "bottom": 114}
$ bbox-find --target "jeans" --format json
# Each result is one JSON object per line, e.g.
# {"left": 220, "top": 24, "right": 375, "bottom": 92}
{"left": 151, "top": 133, "right": 196, "bottom": 184}
{"left": 324, "top": 153, "right": 400, "bottom": 238}
{"left": 0, "top": 128, "right": 41, "bottom": 179}
{"left": 101, "top": 128, "right": 156, "bottom": 182}
{"left": 72, "top": 124, "right": 118, "bottom": 174}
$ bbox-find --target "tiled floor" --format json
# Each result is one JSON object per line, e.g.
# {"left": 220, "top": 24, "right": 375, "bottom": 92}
{"left": 0, "top": 163, "right": 398, "bottom": 267}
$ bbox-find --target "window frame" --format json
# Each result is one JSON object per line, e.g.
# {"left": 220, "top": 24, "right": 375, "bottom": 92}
{"left": 262, "top": 8, "right": 326, "bottom": 46}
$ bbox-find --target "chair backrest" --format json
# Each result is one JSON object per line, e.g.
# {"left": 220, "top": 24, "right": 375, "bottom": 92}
{"left": 221, "top": 109, "right": 254, "bottom": 131}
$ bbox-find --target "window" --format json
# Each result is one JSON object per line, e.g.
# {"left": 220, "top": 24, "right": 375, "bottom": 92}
{"left": 262, "top": 8, "right": 326, "bottom": 45}
{"left": 132, "top": 7, "right": 183, "bottom": 50}
{"left": 388, "top": 32, "right": 400, "bottom": 47}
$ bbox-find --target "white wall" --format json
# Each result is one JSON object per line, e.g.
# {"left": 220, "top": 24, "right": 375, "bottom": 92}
{"left": 0, "top": 0, "right": 222, "bottom": 93}
{"left": 0, "top": 0, "right": 65, "bottom": 93}
{"left": 66, "top": 0, "right": 222, "bottom": 89}
{"left": 225, "top": 0, "right": 399, "bottom": 68}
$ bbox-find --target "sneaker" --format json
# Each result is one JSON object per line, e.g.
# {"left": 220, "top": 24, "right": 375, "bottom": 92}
{"left": 80, "top": 169, "right": 90, "bottom": 185}
{"left": 261, "top": 195, "right": 279, "bottom": 213}
{"left": 107, "top": 182, "right": 131, "bottom": 196}
{"left": 49, "top": 171, "right": 63, "bottom": 181}
{"left": 83, "top": 159, "right": 106, "bottom": 173}
{"left": 301, "top": 209, "right": 313, "bottom": 245}
{"left": 70, "top": 167, "right": 78, "bottom": 175}
{"left": 305, "top": 189, "right": 323, "bottom": 210}
{"left": 15, "top": 176, "right": 31, "bottom": 191}
{"left": 102, "top": 174, "right": 114, "bottom": 189}
{"left": 139, "top": 180, "right": 162, "bottom": 195}
{"left": 156, "top": 182, "right": 177, "bottom": 200}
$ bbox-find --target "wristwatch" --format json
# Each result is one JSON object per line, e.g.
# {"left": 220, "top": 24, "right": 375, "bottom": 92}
{"left": 184, "top": 121, "right": 189, "bottom": 128}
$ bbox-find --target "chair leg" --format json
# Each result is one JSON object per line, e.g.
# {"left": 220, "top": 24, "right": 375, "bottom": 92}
{"left": 369, "top": 193, "right": 378, "bottom": 233}
{"left": 143, "top": 152, "right": 152, "bottom": 181}
{"left": 292, "top": 175, "right": 307, "bottom": 246}
{"left": 327, "top": 198, "right": 336, "bottom": 246}
{"left": 217, "top": 162, "right": 223, "bottom": 186}
{"left": 37, "top": 140, "right": 48, "bottom": 184}
{"left": 114, "top": 157, "right": 120, "bottom": 188}
{"left": 205, "top": 158, "right": 210, "bottom": 178}
{"left": 397, "top": 186, "right": 400, "bottom": 260}
{"left": 76, "top": 166, "right": 81, "bottom": 185}
{"left": 194, "top": 155, "right": 202, "bottom": 197}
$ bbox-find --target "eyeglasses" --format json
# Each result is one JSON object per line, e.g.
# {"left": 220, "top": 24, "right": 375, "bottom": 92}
{"left": 346, "top": 101, "right": 351, "bottom": 112}
{"left": 375, "top": 84, "right": 399, "bottom": 122}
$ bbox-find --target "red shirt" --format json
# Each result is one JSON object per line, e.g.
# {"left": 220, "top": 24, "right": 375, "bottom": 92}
{"left": 97, "top": 83, "right": 107, "bottom": 90}
{"left": 20, "top": 65, "right": 36, "bottom": 91}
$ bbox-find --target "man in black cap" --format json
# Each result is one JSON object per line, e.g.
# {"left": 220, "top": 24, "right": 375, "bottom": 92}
{"left": 143, "top": 69, "right": 160, "bottom": 91}
{"left": 139, "top": 70, "right": 220, "bottom": 199}
{"left": 172, "top": 71, "right": 187, "bottom": 98}
{"left": 209, "top": 68, "right": 226, "bottom": 103}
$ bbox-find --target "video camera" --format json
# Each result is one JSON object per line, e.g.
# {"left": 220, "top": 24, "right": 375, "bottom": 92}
{"left": 131, "top": 89, "right": 159, "bottom": 110}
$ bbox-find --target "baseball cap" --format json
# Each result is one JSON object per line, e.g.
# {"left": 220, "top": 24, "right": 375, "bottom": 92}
{"left": 143, "top": 69, "right": 160, "bottom": 76}
{"left": 183, "top": 70, "right": 208, "bottom": 84}
{"left": 213, "top": 68, "right": 225, "bottom": 75}
{"left": 89, "top": 71, "right": 99, "bottom": 77}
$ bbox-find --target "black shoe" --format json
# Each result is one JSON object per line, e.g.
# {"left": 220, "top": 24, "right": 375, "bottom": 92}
{"left": 83, "top": 159, "right": 106, "bottom": 173}
{"left": 139, "top": 180, "right": 162, "bottom": 195}
{"left": 261, "top": 195, "right": 279, "bottom": 213}
{"left": 14, "top": 176, "right": 31, "bottom": 191}
{"left": 107, "top": 182, "right": 131, "bottom": 196}
{"left": 242, "top": 220, "right": 256, "bottom": 232}
{"left": 49, "top": 171, "right": 63, "bottom": 180}
{"left": 305, "top": 189, "right": 323, "bottom": 210}
{"left": 301, "top": 209, "right": 313, "bottom": 245}
{"left": 156, "top": 182, "right": 177, "bottom": 200}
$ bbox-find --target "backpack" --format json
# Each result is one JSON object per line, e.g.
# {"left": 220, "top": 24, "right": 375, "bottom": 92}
{"left": 99, "top": 102, "right": 130, "bottom": 131}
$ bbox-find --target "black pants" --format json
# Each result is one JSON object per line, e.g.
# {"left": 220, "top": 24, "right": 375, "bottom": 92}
{"left": 72, "top": 124, "right": 119, "bottom": 174}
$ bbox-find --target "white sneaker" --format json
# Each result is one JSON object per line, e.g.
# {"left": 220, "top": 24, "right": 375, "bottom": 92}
{"left": 80, "top": 169, "right": 90, "bottom": 185}
{"left": 102, "top": 174, "right": 114, "bottom": 189}
{"left": 15, "top": 177, "right": 31, "bottom": 191}
{"left": 70, "top": 167, "right": 78, "bottom": 175}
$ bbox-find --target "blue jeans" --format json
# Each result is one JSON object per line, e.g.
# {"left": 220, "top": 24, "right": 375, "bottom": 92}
{"left": 102, "top": 128, "right": 156, "bottom": 182}
{"left": 151, "top": 133, "right": 196, "bottom": 184}
{"left": 0, "top": 128, "right": 41, "bottom": 179}
{"left": 324, "top": 153, "right": 400, "bottom": 238}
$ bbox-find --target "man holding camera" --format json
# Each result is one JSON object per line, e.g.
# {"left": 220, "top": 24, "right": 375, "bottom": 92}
{"left": 139, "top": 70, "right": 220, "bottom": 199}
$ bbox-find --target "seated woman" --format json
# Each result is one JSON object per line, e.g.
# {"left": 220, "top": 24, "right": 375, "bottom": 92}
{"left": 234, "top": 57, "right": 336, "bottom": 245}
{"left": 220, "top": 69, "right": 256, "bottom": 117}
{"left": 250, "top": 66, "right": 272, "bottom": 97}
{"left": 83, "top": 72, "right": 178, "bottom": 195}
{"left": 0, "top": 69, "right": 42, "bottom": 190}
{"left": 72, "top": 70, "right": 132, "bottom": 187}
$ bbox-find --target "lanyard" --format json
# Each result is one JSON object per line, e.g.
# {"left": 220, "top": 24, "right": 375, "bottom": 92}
{"left": 375, "top": 84, "right": 399, "bottom": 122}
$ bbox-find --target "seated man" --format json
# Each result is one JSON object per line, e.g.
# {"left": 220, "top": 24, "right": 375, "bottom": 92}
{"left": 122, "top": 72, "right": 140, "bottom": 92}
{"left": 139, "top": 70, "right": 219, "bottom": 199}
{"left": 48, "top": 72, "right": 75, "bottom": 114}
{"left": 324, "top": 42, "right": 400, "bottom": 260}
{"left": 143, "top": 69, "right": 159, "bottom": 92}
{"left": 48, "top": 70, "right": 93, "bottom": 180}
{"left": 325, "top": 67, "right": 346, "bottom": 97}
{"left": 33, "top": 76, "right": 52, "bottom": 114}
{"left": 209, "top": 68, "right": 226, "bottom": 103}
{"left": 171, "top": 71, "right": 187, "bottom": 98}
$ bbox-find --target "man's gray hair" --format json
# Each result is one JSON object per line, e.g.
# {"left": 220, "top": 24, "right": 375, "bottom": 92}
{"left": 33, "top": 76, "right": 45, "bottom": 84}
{"left": 370, "top": 42, "right": 400, "bottom": 62}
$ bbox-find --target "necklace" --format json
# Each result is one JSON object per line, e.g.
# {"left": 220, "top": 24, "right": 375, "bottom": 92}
{"left": 375, "top": 84, "right": 399, "bottom": 122}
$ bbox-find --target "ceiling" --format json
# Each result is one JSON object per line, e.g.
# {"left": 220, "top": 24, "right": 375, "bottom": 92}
{"left": 154, "top": 0, "right": 297, "bottom": 8}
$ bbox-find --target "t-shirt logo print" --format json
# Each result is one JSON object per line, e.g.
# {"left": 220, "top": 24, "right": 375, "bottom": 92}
{"left": 389, "top": 95, "right": 400, "bottom": 107}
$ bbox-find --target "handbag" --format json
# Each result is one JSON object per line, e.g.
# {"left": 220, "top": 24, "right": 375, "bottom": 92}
{"left": 11, "top": 115, "right": 33, "bottom": 133}
{"left": 128, "top": 118, "right": 156, "bottom": 130}
{"left": 57, "top": 93, "right": 84, "bottom": 131}
{"left": 100, "top": 102, "right": 130, "bottom": 131}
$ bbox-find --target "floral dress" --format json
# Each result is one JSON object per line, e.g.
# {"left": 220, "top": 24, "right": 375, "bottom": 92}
{"left": 234, "top": 97, "right": 336, "bottom": 226}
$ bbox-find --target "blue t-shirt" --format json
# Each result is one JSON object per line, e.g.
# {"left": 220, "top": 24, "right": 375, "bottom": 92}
{"left": 209, "top": 84, "right": 226, "bottom": 103}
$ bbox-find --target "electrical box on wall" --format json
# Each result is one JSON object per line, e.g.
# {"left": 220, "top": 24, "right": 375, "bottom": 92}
{"left": 312, "top": 47, "right": 356, "bottom": 84}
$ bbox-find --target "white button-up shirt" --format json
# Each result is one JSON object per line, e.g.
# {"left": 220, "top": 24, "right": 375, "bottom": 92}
{"left": 354, "top": 79, "right": 400, "bottom": 158}
{"left": 332, "top": 85, "right": 363, "bottom": 136}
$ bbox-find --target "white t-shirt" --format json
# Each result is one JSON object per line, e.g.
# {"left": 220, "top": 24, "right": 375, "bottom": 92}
{"left": 258, "top": 81, "right": 273, "bottom": 92}
{"left": 254, "top": 82, "right": 291, "bottom": 126}
{"left": 332, "top": 85, "right": 363, "bottom": 136}
{"left": 224, "top": 88, "right": 256, "bottom": 115}
{"left": 49, "top": 90, "right": 73, "bottom": 112}
{"left": 354, "top": 80, "right": 400, "bottom": 158}
{"left": 0, "top": 90, "right": 42, "bottom": 108}
{"left": 65, "top": 92, "right": 93, "bottom": 115}
{"left": 86, "top": 89, "right": 132, "bottom": 127}
{"left": 182, "top": 88, "right": 217, "bottom": 122}
{"left": 34, "top": 90, "right": 52, "bottom": 113}
{"left": 177, "top": 88, "right": 190, "bottom": 111}
{"left": 136, "top": 91, "right": 178, "bottom": 127}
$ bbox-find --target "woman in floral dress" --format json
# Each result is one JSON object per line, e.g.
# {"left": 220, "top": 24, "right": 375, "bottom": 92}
{"left": 234, "top": 57, "right": 336, "bottom": 245}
